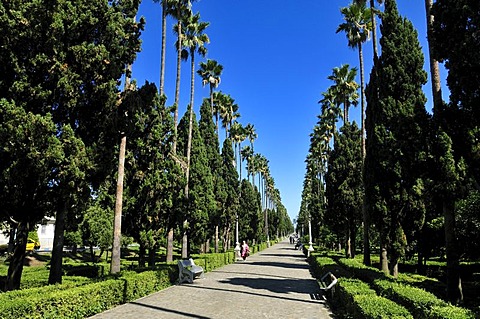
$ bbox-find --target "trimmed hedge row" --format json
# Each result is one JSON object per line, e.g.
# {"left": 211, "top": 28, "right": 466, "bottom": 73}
{"left": 309, "top": 254, "right": 352, "bottom": 280}
{"left": 373, "top": 279, "right": 475, "bottom": 319}
{"left": 338, "top": 257, "right": 475, "bottom": 319}
{"left": 0, "top": 244, "right": 271, "bottom": 318}
{"left": 335, "top": 278, "right": 413, "bottom": 319}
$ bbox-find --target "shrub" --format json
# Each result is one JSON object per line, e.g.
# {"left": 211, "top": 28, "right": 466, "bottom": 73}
{"left": 429, "top": 305, "right": 476, "bottom": 319}
{"left": 353, "top": 295, "right": 413, "bottom": 319}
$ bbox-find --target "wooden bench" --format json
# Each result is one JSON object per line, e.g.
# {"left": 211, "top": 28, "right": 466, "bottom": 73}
{"left": 178, "top": 258, "right": 205, "bottom": 284}
{"left": 317, "top": 272, "right": 338, "bottom": 299}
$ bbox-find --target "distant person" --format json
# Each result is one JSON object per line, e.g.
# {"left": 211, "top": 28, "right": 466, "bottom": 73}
{"left": 241, "top": 240, "right": 250, "bottom": 260}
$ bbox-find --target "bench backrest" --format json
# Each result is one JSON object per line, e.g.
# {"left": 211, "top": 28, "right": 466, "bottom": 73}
{"left": 179, "top": 258, "right": 195, "bottom": 268}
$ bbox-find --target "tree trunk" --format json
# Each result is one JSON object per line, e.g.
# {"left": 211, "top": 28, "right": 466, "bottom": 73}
{"left": 139, "top": 244, "right": 146, "bottom": 268}
{"left": 215, "top": 225, "right": 219, "bottom": 253}
{"left": 111, "top": 133, "right": 126, "bottom": 274}
{"left": 48, "top": 204, "right": 67, "bottom": 284}
{"left": 160, "top": 3, "right": 167, "bottom": 96}
{"left": 380, "top": 236, "right": 389, "bottom": 275}
{"left": 370, "top": 0, "right": 379, "bottom": 60}
{"left": 166, "top": 228, "right": 174, "bottom": 262}
{"left": 444, "top": 199, "right": 463, "bottom": 304}
{"left": 89, "top": 245, "right": 96, "bottom": 262}
{"left": 351, "top": 222, "right": 357, "bottom": 259}
{"left": 424, "top": 0, "right": 443, "bottom": 112}
{"left": 181, "top": 56, "right": 195, "bottom": 259}
{"left": 173, "top": 20, "right": 182, "bottom": 154}
{"left": 5, "top": 221, "right": 28, "bottom": 291}
{"left": 182, "top": 222, "right": 188, "bottom": 258}
{"left": 389, "top": 260, "right": 399, "bottom": 278}
{"left": 148, "top": 246, "right": 156, "bottom": 269}
{"left": 110, "top": 59, "right": 132, "bottom": 274}
{"left": 7, "top": 223, "right": 15, "bottom": 254}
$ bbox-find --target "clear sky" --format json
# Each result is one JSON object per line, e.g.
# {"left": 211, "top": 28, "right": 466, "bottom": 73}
{"left": 131, "top": 0, "right": 447, "bottom": 222}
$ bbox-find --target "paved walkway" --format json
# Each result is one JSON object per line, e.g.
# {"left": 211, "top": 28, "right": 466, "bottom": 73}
{"left": 89, "top": 239, "right": 335, "bottom": 319}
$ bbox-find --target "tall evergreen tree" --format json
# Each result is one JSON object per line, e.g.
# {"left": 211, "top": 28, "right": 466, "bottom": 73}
{"left": 120, "top": 82, "right": 184, "bottom": 267}
{"left": 199, "top": 99, "right": 223, "bottom": 253}
{"left": 365, "top": 0, "right": 429, "bottom": 277}
{"left": 178, "top": 109, "right": 214, "bottom": 255}
{"left": 325, "top": 123, "right": 363, "bottom": 258}
{"left": 0, "top": 0, "right": 142, "bottom": 288}
{"left": 238, "top": 180, "right": 262, "bottom": 244}
{"left": 219, "top": 139, "right": 239, "bottom": 251}
{"left": 430, "top": 0, "right": 480, "bottom": 303}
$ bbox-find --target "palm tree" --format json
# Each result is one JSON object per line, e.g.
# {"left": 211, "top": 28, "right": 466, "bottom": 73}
{"left": 327, "top": 65, "right": 359, "bottom": 124}
{"left": 220, "top": 94, "right": 240, "bottom": 138}
{"left": 244, "top": 123, "right": 257, "bottom": 152}
{"left": 337, "top": 1, "right": 372, "bottom": 158}
{"left": 241, "top": 145, "right": 254, "bottom": 182}
{"left": 355, "top": 0, "right": 383, "bottom": 59}
{"left": 197, "top": 59, "right": 223, "bottom": 125}
{"left": 181, "top": 11, "right": 209, "bottom": 258}
{"left": 230, "top": 121, "right": 245, "bottom": 181}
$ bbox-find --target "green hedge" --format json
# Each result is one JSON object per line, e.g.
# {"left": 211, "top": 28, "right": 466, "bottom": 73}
{"left": 0, "top": 243, "right": 271, "bottom": 318}
{"left": 373, "top": 279, "right": 446, "bottom": 319}
{"left": 331, "top": 278, "right": 412, "bottom": 319}
{"left": 0, "top": 279, "right": 124, "bottom": 319}
{"left": 373, "top": 279, "right": 475, "bottom": 319}
{"left": 337, "top": 257, "right": 475, "bottom": 319}
{"left": 353, "top": 295, "right": 413, "bottom": 319}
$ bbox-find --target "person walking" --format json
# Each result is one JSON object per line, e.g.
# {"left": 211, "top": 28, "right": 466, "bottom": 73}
{"left": 241, "top": 240, "right": 250, "bottom": 260}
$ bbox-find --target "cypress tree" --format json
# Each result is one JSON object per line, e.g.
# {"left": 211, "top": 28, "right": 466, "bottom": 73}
{"left": 365, "top": 0, "right": 429, "bottom": 277}
{"left": 120, "top": 82, "right": 184, "bottom": 267}
{"left": 199, "top": 99, "right": 223, "bottom": 252}
{"left": 238, "top": 179, "right": 262, "bottom": 243}
{"left": 178, "top": 109, "right": 215, "bottom": 254}
{"left": 325, "top": 122, "right": 363, "bottom": 258}
{"left": 220, "top": 139, "right": 239, "bottom": 251}
{"left": 430, "top": 0, "right": 480, "bottom": 303}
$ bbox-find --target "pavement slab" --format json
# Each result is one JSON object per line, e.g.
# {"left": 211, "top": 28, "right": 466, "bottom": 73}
{"left": 89, "top": 239, "right": 335, "bottom": 319}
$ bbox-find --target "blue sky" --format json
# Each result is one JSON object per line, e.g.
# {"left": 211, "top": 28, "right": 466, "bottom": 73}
{"left": 131, "top": 0, "right": 448, "bottom": 222}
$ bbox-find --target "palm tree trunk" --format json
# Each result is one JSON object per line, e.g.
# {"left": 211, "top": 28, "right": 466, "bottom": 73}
{"left": 238, "top": 143, "right": 242, "bottom": 181}
{"left": 111, "top": 132, "right": 126, "bottom": 274}
{"left": 370, "top": 0, "right": 379, "bottom": 60}
{"left": 380, "top": 235, "right": 389, "bottom": 275}
{"left": 215, "top": 225, "right": 219, "bottom": 253}
{"left": 173, "top": 20, "right": 182, "bottom": 154}
{"left": 166, "top": 228, "right": 174, "bottom": 262}
{"left": 160, "top": 3, "right": 167, "bottom": 96}
{"left": 359, "top": 43, "right": 371, "bottom": 266}
{"left": 359, "top": 44, "right": 366, "bottom": 159}
{"left": 111, "top": 61, "right": 132, "bottom": 275}
{"left": 425, "top": 0, "right": 443, "bottom": 112}
{"left": 182, "top": 52, "right": 196, "bottom": 259}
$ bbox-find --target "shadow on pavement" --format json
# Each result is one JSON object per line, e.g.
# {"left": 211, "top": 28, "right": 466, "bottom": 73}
{"left": 259, "top": 253, "right": 307, "bottom": 259}
{"left": 218, "top": 277, "right": 317, "bottom": 294}
{"left": 129, "top": 301, "right": 210, "bottom": 319}
{"left": 245, "top": 260, "right": 310, "bottom": 270}
{"left": 182, "top": 284, "right": 325, "bottom": 305}
{"left": 212, "top": 270, "right": 301, "bottom": 280}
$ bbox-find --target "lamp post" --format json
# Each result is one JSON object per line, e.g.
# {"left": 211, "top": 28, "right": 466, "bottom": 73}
{"left": 308, "top": 211, "right": 314, "bottom": 257}
{"left": 234, "top": 214, "right": 240, "bottom": 260}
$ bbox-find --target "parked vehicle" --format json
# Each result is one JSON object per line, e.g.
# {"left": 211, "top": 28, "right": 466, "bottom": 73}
{"left": 26, "top": 238, "right": 40, "bottom": 252}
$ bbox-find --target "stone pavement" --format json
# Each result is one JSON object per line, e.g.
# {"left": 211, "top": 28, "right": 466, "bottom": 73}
{"left": 89, "top": 239, "right": 335, "bottom": 319}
